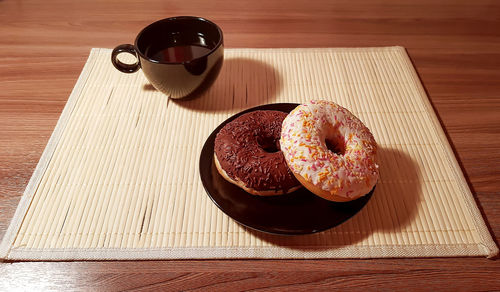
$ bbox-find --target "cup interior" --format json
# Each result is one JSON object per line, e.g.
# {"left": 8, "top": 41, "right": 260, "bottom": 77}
{"left": 135, "top": 17, "right": 223, "bottom": 64}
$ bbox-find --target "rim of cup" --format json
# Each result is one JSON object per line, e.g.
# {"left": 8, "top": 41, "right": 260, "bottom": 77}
{"left": 134, "top": 16, "right": 224, "bottom": 65}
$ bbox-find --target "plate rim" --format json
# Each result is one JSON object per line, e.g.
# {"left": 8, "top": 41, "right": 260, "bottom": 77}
{"left": 199, "top": 102, "right": 374, "bottom": 235}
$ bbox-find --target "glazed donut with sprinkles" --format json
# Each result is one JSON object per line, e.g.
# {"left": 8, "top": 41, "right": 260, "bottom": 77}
{"left": 280, "top": 100, "right": 379, "bottom": 202}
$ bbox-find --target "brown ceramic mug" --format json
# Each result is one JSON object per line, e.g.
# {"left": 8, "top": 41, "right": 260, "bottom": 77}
{"left": 111, "top": 16, "right": 224, "bottom": 99}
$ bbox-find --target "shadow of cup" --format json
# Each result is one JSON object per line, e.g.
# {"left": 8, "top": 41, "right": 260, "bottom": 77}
{"left": 171, "top": 57, "right": 283, "bottom": 112}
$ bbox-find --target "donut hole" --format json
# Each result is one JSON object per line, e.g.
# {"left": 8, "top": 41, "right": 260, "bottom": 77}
{"left": 257, "top": 136, "right": 280, "bottom": 153}
{"left": 325, "top": 137, "right": 346, "bottom": 155}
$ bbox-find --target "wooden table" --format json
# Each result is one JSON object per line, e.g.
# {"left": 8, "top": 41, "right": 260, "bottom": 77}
{"left": 1, "top": 0, "right": 499, "bottom": 290}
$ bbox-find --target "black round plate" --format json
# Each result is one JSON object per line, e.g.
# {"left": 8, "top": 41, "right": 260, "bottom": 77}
{"left": 199, "top": 103, "right": 374, "bottom": 235}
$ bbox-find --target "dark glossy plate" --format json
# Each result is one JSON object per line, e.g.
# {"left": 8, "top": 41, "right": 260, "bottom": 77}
{"left": 199, "top": 103, "right": 374, "bottom": 235}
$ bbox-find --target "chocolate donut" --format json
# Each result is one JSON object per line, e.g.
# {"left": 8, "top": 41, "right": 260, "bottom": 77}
{"left": 214, "top": 110, "right": 301, "bottom": 196}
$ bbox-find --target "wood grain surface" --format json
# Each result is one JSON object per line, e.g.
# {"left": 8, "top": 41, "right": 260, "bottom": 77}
{"left": 0, "top": 0, "right": 499, "bottom": 290}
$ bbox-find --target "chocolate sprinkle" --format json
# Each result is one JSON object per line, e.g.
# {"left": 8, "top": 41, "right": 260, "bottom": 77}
{"left": 214, "top": 110, "right": 300, "bottom": 193}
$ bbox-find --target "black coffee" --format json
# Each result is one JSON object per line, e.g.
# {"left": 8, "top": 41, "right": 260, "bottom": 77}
{"left": 149, "top": 45, "right": 211, "bottom": 63}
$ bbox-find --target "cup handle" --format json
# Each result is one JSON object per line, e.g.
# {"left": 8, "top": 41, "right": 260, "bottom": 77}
{"left": 111, "top": 44, "right": 140, "bottom": 73}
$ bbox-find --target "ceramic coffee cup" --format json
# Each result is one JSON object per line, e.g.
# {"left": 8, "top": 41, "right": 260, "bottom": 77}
{"left": 111, "top": 16, "right": 224, "bottom": 99}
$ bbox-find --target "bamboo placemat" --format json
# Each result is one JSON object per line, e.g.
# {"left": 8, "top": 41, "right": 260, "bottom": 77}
{"left": 0, "top": 47, "right": 497, "bottom": 260}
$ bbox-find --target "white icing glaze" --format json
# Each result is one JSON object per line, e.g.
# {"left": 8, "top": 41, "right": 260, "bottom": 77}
{"left": 280, "top": 100, "right": 379, "bottom": 199}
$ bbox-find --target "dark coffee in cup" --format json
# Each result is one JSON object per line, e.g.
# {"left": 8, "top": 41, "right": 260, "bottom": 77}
{"left": 112, "top": 16, "right": 224, "bottom": 99}
{"left": 149, "top": 45, "right": 212, "bottom": 63}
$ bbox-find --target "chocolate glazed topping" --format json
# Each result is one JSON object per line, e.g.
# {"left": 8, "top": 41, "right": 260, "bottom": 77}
{"left": 214, "top": 110, "right": 300, "bottom": 193}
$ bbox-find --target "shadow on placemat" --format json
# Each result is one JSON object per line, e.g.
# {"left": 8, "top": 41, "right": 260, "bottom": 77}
{"left": 171, "top": 58, "right": 282, "bottom": 112}
{"left": 248, "top": 147, "right": 422, "bottom": 250}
